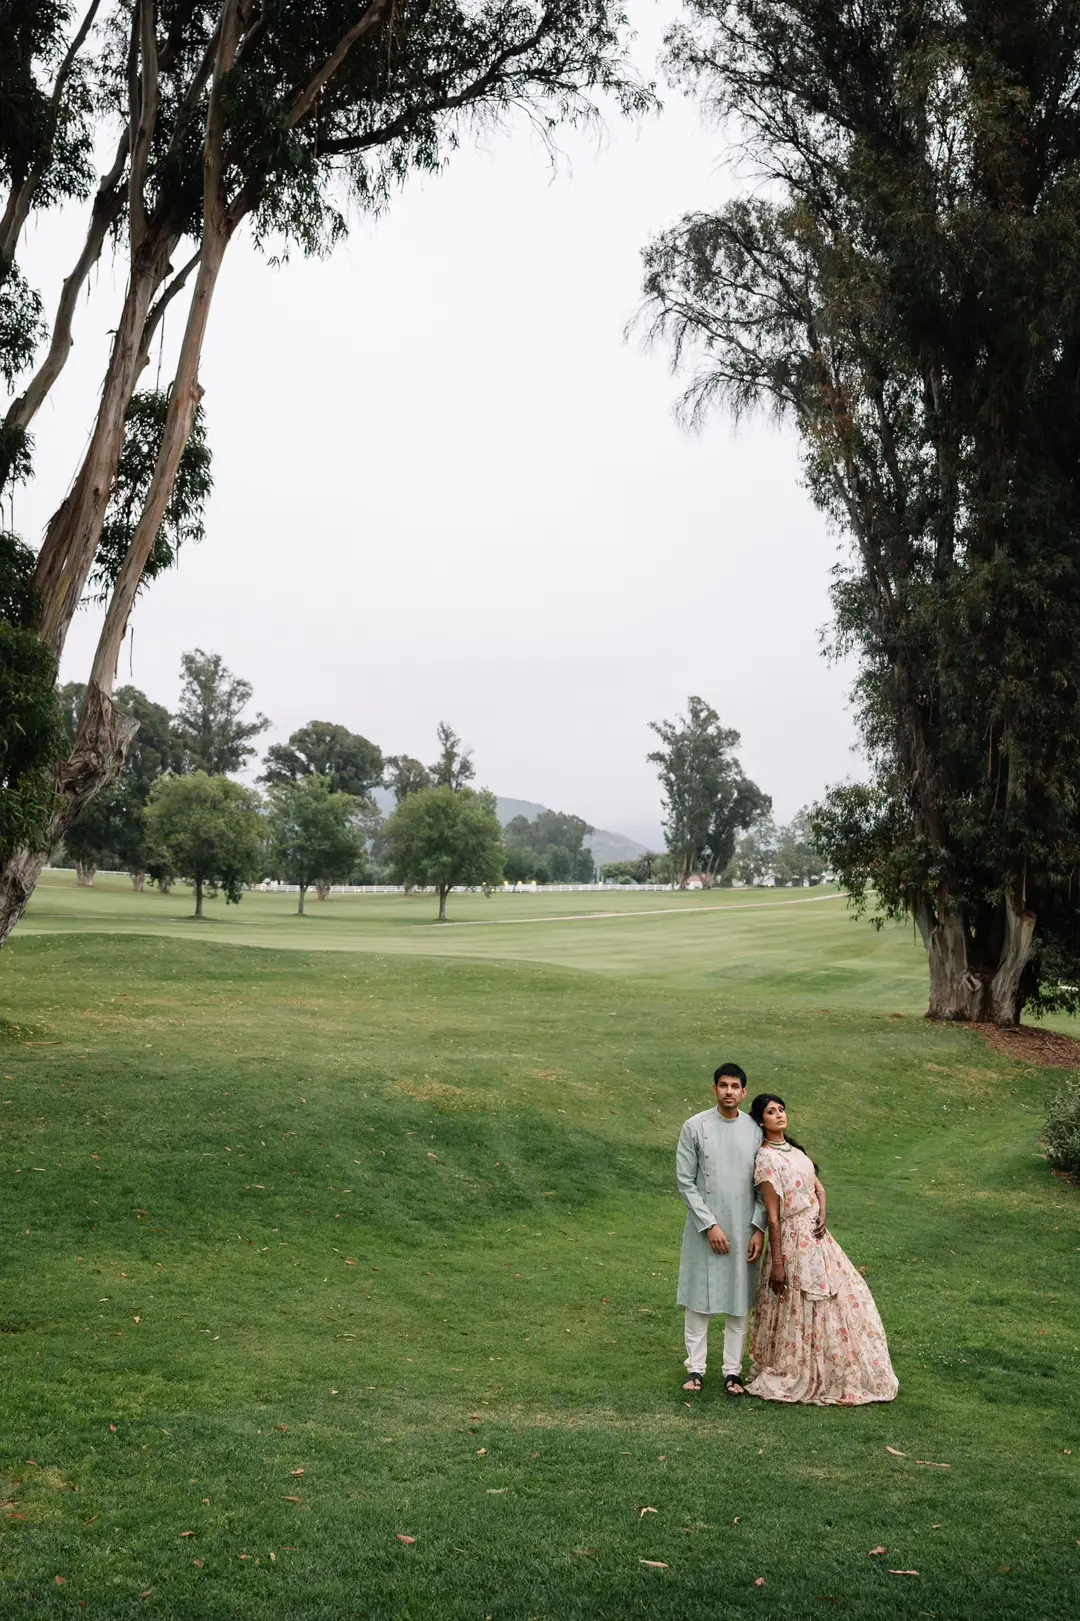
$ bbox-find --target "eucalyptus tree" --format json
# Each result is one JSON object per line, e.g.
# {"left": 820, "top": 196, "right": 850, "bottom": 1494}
{"left": 648, "top": 695, "right": 770, "bottom": 887}
{"left": 172, "top": 649, "right": 268, "bottom": 774}
{"left": 262, "top": 721, "right": 383, "bottom": 800}
{"left": 641, "top": 0, "right": 1080, "bottom": 1023}
{"left": 0, "top": 0, "right": 649, "bottom": 948}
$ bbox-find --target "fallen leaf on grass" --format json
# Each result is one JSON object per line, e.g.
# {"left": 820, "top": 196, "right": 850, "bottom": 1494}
{"left": 914, "top": 1459, "right": 950, "bottom": 1470}
{"left": 639, "top": 1507, "right": 658, "bottom": 1518}
{"left": 486, "top": 1488, "right": 507, "bottom": 1494}
{"left": 888, "top": 1569, "right": 919, "bottom": 1576}
{"left": 395, "top": 1534, "right": 416, "bottom": 1545}
{"left": 109, "top": 1425, "right": 117, "bottom": 1433}
{"left": 469, "top": 1413, "right": 483, "bottom": 1421}
{"left": 476, "top": 1448, "right": 486, "bottom": 1456}
{"left": 885, "top": 1446, "right": 906, "bottom": 1457}
{"left": 84, "top": 1516, "right": 97, "bottom": 1526}
{"left": 755, "top": 1577, "right": 767, "bottom": 1587}
{"left": 55, "top": 1577, "right": 66, "bottom": 1586}
{"left": 869, "top": 1546, "right": 888, "bottom": 1556}
{"left": 290, "top": 1469, "right": 304, "bottom": 1477}
{"left": 141, "top": 1589, "right": 153, "bottom": 1599}
{"left": 275, "top": 1425, "right": 288, "bottom": 1432}
{"left": 283, "top": 1496, "right": 302, "bottom": 1504}
{"left": 640, "top": 1560, "right": 668, "bottom": 1569}
{"left": 192, "top": 1559, "right": 204, "bottom": 1568}
{"left": 574, "top": 1548, "right": 597, "bottom": 1557}
{"left": 179, "top": 1530, "right": 196, "bottom": 1538}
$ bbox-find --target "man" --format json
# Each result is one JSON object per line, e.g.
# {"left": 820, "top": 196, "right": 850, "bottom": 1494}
{"left": 675, "top": 1062, "right": 766, "bottom": 1395}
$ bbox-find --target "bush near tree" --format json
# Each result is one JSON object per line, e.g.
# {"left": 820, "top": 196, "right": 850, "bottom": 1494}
{"left": 382, "top": 786, "right": 504, "bottom": 922}
{"left": 144, "top": 772, "right": 263, "bottom": 920}
{"left": 1044, "top": 1081, "right": 1080, "bottom": 1179}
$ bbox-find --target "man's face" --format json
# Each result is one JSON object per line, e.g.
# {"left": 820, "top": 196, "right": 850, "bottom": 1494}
{"left": 713, "top": 1075, "right": 746, "bottom": 1114}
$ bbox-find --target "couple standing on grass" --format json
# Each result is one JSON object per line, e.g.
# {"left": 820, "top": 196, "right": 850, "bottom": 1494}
{"left": 676, "top": 1063, "right": 898, "bottom": 1404}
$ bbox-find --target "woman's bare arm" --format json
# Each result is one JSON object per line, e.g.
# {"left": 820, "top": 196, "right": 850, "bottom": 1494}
{"left": 759, "top": 1181, "right": 786, "bottom": 1292}
{"left": 813, "top": 1175, "right": 827, "bottom": 1238}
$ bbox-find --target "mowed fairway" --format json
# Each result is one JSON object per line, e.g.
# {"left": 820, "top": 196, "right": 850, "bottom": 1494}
{"left": 0, "top": 876, "right": 1077, "bottom": 1620}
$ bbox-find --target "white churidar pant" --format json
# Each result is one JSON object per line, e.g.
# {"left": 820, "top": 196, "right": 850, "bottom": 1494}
{"left": 683, "top": 1308, "right": 749, "bottom": 1377}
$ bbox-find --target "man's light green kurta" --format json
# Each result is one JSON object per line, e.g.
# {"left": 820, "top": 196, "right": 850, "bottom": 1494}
{"left": 676, "top": 1108, "right": 766, "bottom": 1315}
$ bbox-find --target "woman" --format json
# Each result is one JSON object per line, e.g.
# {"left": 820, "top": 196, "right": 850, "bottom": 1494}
{"left": 745, "top": 1093, "right": 898, "bottom": 1405}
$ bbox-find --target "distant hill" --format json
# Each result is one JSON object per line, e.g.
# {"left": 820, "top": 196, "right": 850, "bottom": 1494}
{"left": 371, "top": 789, "right": 651, "bottom": 869}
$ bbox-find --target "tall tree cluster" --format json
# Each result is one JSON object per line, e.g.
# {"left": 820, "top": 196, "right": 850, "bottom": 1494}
{"left": 0, "top": 0, "right": 649, "bottom": 949}
{"left": 642, "top": 0, "right": 1080, "bottom": 1023}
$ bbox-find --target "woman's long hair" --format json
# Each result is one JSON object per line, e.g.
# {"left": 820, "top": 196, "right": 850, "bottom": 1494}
{"left": 749, "top": 1092, "right": 817, "bottom": 1171}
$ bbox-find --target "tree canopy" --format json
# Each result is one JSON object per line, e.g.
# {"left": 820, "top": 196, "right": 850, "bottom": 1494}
{"left": 0, "top": 532, "right": 62, "bottom": 859}
{"left": 382, "top": 784, "right": 503, "bottom": 920}
{"left": 172, "top": 649, "right": 269, "bottom": 775}
{"left": 429, "top": 722, "right": 475, "bottom": 792}
{"left": 262, "top": 721, "right": 382, "bottom": 800}
{"left": 144, "top": 770, "right": 263, "bottom": 918}
{"left": 503, "top": 809, "right": 595, "bottom": 883}
{"left": 266, "top": 774, "right": 362, "bottom": 913}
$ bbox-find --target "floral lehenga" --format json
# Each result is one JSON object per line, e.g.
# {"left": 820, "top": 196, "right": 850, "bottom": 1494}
{"left": 746, "top": 1142, "right": 898, "bottom": 1406}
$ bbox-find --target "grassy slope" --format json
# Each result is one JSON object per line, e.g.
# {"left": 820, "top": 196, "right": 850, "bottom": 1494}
{"left": 0, "top": 877, "right": 1076, "bottom": 1620}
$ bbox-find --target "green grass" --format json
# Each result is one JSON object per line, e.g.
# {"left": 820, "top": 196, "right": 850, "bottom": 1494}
{"left": 0, "top": 873, "right": 1077, "bottom": 1619}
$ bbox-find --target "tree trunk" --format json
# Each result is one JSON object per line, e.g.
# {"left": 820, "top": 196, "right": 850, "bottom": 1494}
{"left": 989, "top": 886, "right": 1037, "bottom": 1027}
{"left": 75, "top": 861, "right": 96, "bottom": 887}
{"left": 194, "top": 876, "right": 204, "bottom": 920}
{"left": 438, "top": 885, "right": 449, "bottom": 922}
{"left": 158, "top": 877, "right": 172, "bottom": 894}
{"left": 916, "top": 886, "right": 1035, "bottom": 1025}
{"left": 298, "top": 884, "right": 306, "bottom": 916}
{"left": 0, "top": 684, "right": 139, "bottom": 949}
{"left": 315, "top": 878, "right": 331, "bottom": 901}
{"left": 925, "top": 905, "right": 993, "bottom": 1021}
{"left": 131, "top": 871, "right": 146, "bottom": 892}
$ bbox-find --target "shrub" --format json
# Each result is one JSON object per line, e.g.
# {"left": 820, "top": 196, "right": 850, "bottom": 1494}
{"left": 1044, "top": 1079, "right": 1080, "bottom": 1177}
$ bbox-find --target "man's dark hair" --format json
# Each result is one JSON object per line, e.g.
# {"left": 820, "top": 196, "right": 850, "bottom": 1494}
{"left": 713, "top": 1062, "right": 747, "bottom": 1087}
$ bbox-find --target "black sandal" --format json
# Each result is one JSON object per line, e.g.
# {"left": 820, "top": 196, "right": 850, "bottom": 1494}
{"left": 682, "top": 1372, "right": 703, "bottom": 1392}
{"left": 723, "top": 1374, "right": 748, "bottom": 1397}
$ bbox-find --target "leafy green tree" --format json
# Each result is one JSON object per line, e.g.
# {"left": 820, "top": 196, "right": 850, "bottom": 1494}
{"left": 89, "top": 391, "right": 212, "bottom": 602}
{"left": 144, "top": 771, "right": 263, "bottom": 920}
{"left": 384, "top": 756, "right": 432, "bottom": 805}
{"left": 601, "top": 852, "right": 671, "bottom": 884}
{"left": 0, "top": 533, "right": 62, "bottom": 861}
{"left": 382, "top": 786, "right": 504, "bottom": 921}
{"left": 641, "top": 0, "right": 1080, "bottom": 1023}
{"left": 503, "top": 809, "right": 596, "bottom": 883}
{"left": 172, "top": 650, "right": 269, "bottom": 776}
{"left": 771, "top": 810, "right": 824, "bottom": 888}
{"left": 266, "top": 776, "right": 363, "bottom": 915}
{"left": 429, "top": 722, "right": 475, "bottom": 792}
{"left": 0, "top": 1, "right": 647, "bottom": 950}
{"left": 647, "top": 697, "right": 770, "bottom": 887}
{"left": 263, "top": 722, "right": 382, "bottom": 800}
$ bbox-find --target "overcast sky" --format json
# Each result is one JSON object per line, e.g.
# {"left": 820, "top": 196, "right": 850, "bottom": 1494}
{"left": 12, "top": 5, "right": 860, "bottom": 849}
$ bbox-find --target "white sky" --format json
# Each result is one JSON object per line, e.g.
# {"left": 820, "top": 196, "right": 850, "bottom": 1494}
{"left": 11, "top": 5, "right": 860, "bottom": 849}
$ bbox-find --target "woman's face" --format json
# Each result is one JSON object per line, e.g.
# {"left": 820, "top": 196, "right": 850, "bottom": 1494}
{"left": 762, "top": 1099, "right": 788, "bottom": 1133}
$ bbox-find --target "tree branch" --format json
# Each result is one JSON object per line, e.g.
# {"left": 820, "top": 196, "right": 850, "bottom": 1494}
{"left": 128, "top": 0, "right": 160, "bottom": 249}
{"left": 0, "top": 0, "right": 103, "bottom": 264}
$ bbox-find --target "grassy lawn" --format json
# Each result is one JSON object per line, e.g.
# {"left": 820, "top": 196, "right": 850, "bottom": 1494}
{"left": 0, "top": 874, "right": 1077, "bottom": 1619}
